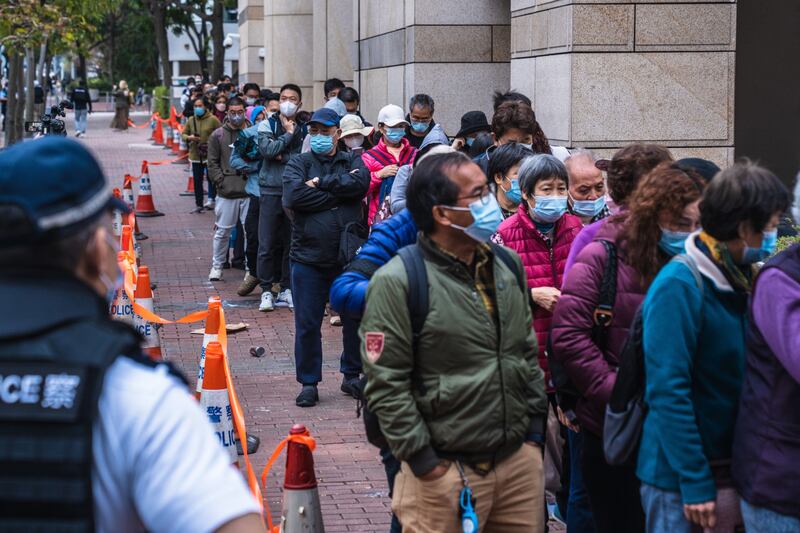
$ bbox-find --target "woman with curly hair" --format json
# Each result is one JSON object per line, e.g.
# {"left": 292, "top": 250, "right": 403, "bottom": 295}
{"left": 550, "top": 162, "right": 706, "bottom": 533}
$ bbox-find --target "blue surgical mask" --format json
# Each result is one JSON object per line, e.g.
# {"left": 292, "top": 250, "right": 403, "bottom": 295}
{"left": 310, "top": 134, "right": 335, "bottom": 154}
{"left": 465, "top": 137, "right": 475, "bottom": 147}
{"left": 385, "top": 127, "right": 405, "bottom": 144}
{"left": 531, "top": 196, "right": 568, "bottom": 223}
{"left": 410, "top": 121, "right": 429, "bottom": 134}
{"left": 741, "top": 229, "right": 778, "bottom": 264}
{"left": 501, "top": 178, "right": 522, "bottom": 205}
{"left": 520, "top": 143, "right": 533, "bottom": 151}
{"left": 570, "top": 194, "right": 606, "bottom": 218}
{"left": 658, "top": 228, "right": 691, "bottom": 256}
{"left": 194, "top": 107, "right": 205, "bottom": 117}
{"left": 446, "top": 193, "right": 505, "bottom": 243}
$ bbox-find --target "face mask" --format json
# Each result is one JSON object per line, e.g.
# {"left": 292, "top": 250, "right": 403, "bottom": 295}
{"left": 446, "top": 193, "right": 505, "bottom": 243}
{"left": 465, "top": 137, "right": 475, "bottom": 147}
{"left": 570, "top": 194, "right": 606, "bottom": 218}
{"left": 500, "top": 178, "right": 522, "bottom": 205}
{"left": 228, "top": 114, "right": 245, "bottom": 127}
{"left": 344, "top": 135, "right": 364, "bottom": 149}
{"left": 280, "top": 101, "right": 298, "bottom": 118}
{"left": 520, "top": 143, "right": 533, "bottom": 151}
{"left": 229, "top": 91, "right": 236, "bottom": 99}
{"left": 658, "top": 227, "right": 691, "bottom": 256}
{"left": 531, "top": 196, "right": 568, "bottom": 223}
{"left": 215, "top": 102, "right": 226, "bottom": 112}
{"left": 267, "top": 111, "right": 276, "bottom": 119}
{"left": 741, "top": 229, "right": 778, "bottom": 264}
{"left": 194, "top": 107, "right": 206, "bottom": 117}
{"left": 385, "top": 127, "right": 405, "bottom": 144}
{"left": 310, "top": 134, "right": 335, "bottom": 154}
{"left": 245, "top": 97, "right": 256, "bottom": 106}
{"left": 410, "top": 121, "right": 429, "bottom": 134}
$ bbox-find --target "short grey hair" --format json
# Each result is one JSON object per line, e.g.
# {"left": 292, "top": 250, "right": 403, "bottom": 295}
{"left": 518, "top": 154, "right": 569, "bottom": 196}
{"left": 564, "top": 148, "right": 596, "bottom": 165}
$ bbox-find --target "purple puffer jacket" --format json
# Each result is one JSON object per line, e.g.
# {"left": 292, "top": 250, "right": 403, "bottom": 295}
{"left": 550, "top": 220, "right": 646, "bottom": 436}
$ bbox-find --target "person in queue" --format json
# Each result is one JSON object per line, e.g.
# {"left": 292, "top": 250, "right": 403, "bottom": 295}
{"left": 242, "top": 83, "right": 261, "bottom": 107}
{"left": 474, "top": 101, "right": 541, "bottom": 175}
{"left": 361, "top": 104, "right": 417, "bottom": 225}
{"left": 183, "top": 96, "right": 222, "bottom": 213}
{"left": 212, "top": 93, "right": 228, "bottom": 123}
{"left": 487, "top": 142, "right": 535, "bottom": 220}
{"left": 637, "top": 162, "right": 790, "bottom": 532}
{"left": 338, "top": 113, "right": 374, "bottom": 154}
{"left": 552, "top": 163, "right": 707, "bottom": 533}
{"left": 404, "top": 94, "right": 439, "bottom": 149}
{"left": 389, "top": 124, "right": 451, "bottom": 214}
{"left": 0, "top": 138, "right": 264, "bottom": 533}
{"left": 361, "top": 152, "right": 548, "bottom": 532}
{"left": 323, "top": 77, "right": 345, "bottom": 101}
{"left": 337, "top": 87, "right": 371, "bottom": 126}
{"left": 282, "top": 107, "right": 370, "bottom": 407}
{"left": 451, "top": 110, "right": 491, "bottom": 154}
{"left": 565, "top": 149, "right": 610, "bottom": 225}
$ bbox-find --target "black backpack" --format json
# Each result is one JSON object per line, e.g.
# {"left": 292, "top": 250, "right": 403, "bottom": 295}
{"left": 603, "top": 253, "right": 704, "bottom": 465}
{"left": 358, "top": 243, "right": 528, "bottom": 449}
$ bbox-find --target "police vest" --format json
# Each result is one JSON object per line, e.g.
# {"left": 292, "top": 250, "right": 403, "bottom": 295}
{"left": 0, "top": 316, "right": 170, "bottom": 531}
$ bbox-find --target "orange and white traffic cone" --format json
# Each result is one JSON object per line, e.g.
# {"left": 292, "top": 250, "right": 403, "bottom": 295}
{"left": 133, "top": 265, "right": 162, "bottom": 360}
{"left": 195, "top": 296, "right": 222, "bottom": 399}
{"left": 111, "top": 188, "right": 124, "bottom": 238}
{"left": 122, "top": 177, "right": 148, "bottom": 239}
{"left": 280, "top": 425, "right": 325, "bottom": 533}
{"left": 170, "top": 127, "right": 181, "bottom": 155}
{"left": 120, "top": 225, "right": 137, "bottom": 274}
{"left": 135, "top": 162, "right": 165, "bottom": 217}
{"left": 110, "top": 251, "right": 135, "bottom": 324}
{"left": 180, "top": 170, "right": 195, "bottom": 196}
{"left": 152, "top": 118, "right": 164, "bottom": 145}
{"left": 174, "top": 128, "right": 189, "bottom": 165}
{"left": 200, "top": 341, "right": 238, "bottom": 464}
{"left": 164, "top": 124, "right": 174, "bottom": 151}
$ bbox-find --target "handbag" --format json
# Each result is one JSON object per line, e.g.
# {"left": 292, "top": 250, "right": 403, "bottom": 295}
{"left": 192, "top": 116, "right": 209, "bottom": 159}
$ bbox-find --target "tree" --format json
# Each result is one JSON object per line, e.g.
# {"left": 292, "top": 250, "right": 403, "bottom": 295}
{"left": 172, "top": 0, "right": 234, "bottom": 83}
{"left": 143, "top": 0, "right": 173, "bottom": 86}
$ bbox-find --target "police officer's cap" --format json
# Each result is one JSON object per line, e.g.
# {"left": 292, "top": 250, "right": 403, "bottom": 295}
{"left": 0, "top": 137, "right": 129, "bottom": 246}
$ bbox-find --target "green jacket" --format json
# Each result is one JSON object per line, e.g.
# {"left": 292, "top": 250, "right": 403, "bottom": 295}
{"left": 182, "top": 112, "right": 221, "bottom": 162}
{"left": 360, "top": 234, "right": 548, "bottom": 476}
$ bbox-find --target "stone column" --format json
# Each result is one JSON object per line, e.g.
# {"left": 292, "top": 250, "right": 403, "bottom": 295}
{"left": 263, "top": 0, "right": 314, "bottom": 107}
{"left": 238, "top": 0, "right": 265, "bottom": 84}
{"left": 312, "top": 0, "right": 354, "bottom": 110}
{"left": 511, "top": 1, "right": 736, "bottom": 166}
{"left": 353, "top": 0, "right": 511, "bottom": 134}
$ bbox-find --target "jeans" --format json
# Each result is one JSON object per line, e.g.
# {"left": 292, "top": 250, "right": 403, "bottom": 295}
{"left": 257, "top": 194, "right": 290, "bottom": 291}
{"left": 581, "top": 431, "right": 645, "bottom": 533}
{"left": 232, "top": 221, "right": 245, "bottom": 265}
{"left": 640, "top": 484, "right": 691, "bottom": 533}
{"left": 741, "top": 499, "right": 800, "bottom": 533}
{"left": 244, "top": 194, "right": 260, "bottom": 274}
{"left": 191, "top": 162, "right": 207, "bottom": 208}
{"left": 379, "top": 446, "right": 402, "bottom": 533}
{"left": 290, "top": 261, "right": 362, "bottom": 385}
{"left": 211, "top": 197, "right": 249, "bottom": 269}
{"left": 74, "top": 109, "right": 88, "bottom": 134}
{"left": 567, "top": 429, "right": 596, "bottom": 532}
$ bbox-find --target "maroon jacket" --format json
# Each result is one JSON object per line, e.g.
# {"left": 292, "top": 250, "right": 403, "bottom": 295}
{"left": 550, "top": 220, "right": 646, "bottom": 436}
{"left": 497, "top": 203, "right": 582, "bottom": 390}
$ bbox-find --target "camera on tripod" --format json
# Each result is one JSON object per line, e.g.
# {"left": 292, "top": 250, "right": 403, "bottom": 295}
{"left": 25, "top": 100, "right": 73, "bottom": 137}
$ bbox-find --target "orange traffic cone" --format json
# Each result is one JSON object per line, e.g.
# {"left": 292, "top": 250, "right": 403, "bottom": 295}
{"left": 280, "top": 425, "right": 325, "bottom": 532}
{"left": 196, "top": 296, "right": 222, "bottom": 398}
{"left": 164, "top": 124, "right": 174, "bottom": 151}
{"left": 112, "top": 188, "right": 124, "bottom": 238}
{"left": 174, "top": 132, "right": 189, "bottom": 165}
{"left": 152, "top": 118, "right": 164, "bottom": 145}
{"left": 135, "top": 162, "right": 165, "bottom": 217}
{"left": 133, "top": 266, "right": 162, "bottom": 360}
{"left": 110, "top": 251, "right": 135, "bottom": 324}
{"left": 123, "top": 177, "right": 148, "bottom": 240}
{"left": 200, "top": 342, "right": 238, "bottom": 464}
{"left": 120, "top": 225, "right": 137, "bottom": 273}
{"left": 170, "top": 127, "right": 181, "bottom": 155}
{"left": 180, "top": 172, "right": 195, "bottom": 196}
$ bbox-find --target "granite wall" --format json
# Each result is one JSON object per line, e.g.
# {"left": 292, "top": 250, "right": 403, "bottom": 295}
{"left": 237, "top": 0, "right": 265, "bottom": 84}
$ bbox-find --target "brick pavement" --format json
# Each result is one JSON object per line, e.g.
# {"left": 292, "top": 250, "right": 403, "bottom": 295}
{"left": 82, "top": 112, "right": 392, "bottom": 531}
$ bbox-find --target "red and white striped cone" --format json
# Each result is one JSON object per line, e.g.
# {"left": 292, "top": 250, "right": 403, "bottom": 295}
{"left": 133, "top": 265, "right": 162, "bottom": 360}
{"left": 195, "top": 296, "right": 221, "bottom": 399}
{"left": 199, "top": 342, "right": 238, "bottom": 464}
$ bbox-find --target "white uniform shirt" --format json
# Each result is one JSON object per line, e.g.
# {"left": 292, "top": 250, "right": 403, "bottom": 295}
{"left": 92, "top": 357, "right": 260, "bottom": 532}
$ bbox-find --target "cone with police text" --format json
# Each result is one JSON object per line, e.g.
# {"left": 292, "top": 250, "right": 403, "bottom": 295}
{"left": 111, "top": 188, "right": 123, "bottom": 238}
{"left": 200, "top": 342, "right": 238, "bottom": 464}
{"left": 133, "top": 266, "right": 162, "bottom": 360}
{"left": 135, "top": 162, "right": 165, "bottom": 217}
{"left": 152, "top": 118, "right": 164, "bottom": 145}
{"left": 196, "top": 296, "right": 222, "bottom": 399}
{"left": 122, "top": 176, "right": 148, "bottom": 238}
{"left": 110, "top": 251, "right": 135, "bottom": 324}
{"left": 280, "top": 424, "right": 325, "bottom": 533}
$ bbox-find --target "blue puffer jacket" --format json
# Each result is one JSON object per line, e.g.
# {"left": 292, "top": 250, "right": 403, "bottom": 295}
{"left": 229, "top": 123, "right": 261, "bottom": 197}
{"left": 329, "top": 209, "right": 417, "bottom": 319}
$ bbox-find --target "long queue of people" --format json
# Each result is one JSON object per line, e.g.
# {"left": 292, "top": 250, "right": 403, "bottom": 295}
{"left": 180, "top": 74, "right": 799, "bottom": 533}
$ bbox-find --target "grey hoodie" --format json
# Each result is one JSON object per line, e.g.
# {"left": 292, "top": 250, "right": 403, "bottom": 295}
{"left": 390, "top": 124, "right": 450, "bottom": 213}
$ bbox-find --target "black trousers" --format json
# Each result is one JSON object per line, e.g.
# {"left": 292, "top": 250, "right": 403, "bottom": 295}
{"left": 581, "top": 430, "right": 645, "bottom": 533}
{"left": 257, "top": 193, "right": 290, "bottom": 291}
{"left": 244, "top": 194, "right": 260, "bottom": 274}
{"left": 191, "top": 162, "right": 216, "bottom": 207}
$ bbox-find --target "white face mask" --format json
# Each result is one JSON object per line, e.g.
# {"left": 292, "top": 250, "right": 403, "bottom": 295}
{"left": 344, "top": 135, "right": 364, "bottom": 149}
{"left": 279, "top": 101, "right": 298, "bottom": 118}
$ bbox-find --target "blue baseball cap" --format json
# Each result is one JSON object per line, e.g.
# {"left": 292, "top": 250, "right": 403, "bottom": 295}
{"left": 308, "top": 107, "right": 340, "bottom": 127}
{"left": 0, "top": 137, "right": 129, "bottom": 246}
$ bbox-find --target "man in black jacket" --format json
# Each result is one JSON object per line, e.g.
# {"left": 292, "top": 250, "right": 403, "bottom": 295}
{"left": 282, "top": 107, "right": 370, "bottom": 407}
{"left": 68, "top": 79, "right": 92, "bottom": 137}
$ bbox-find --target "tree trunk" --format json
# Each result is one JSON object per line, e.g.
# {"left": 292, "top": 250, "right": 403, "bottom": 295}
{"left": 209, "top": 1, "right": 225, "bottom": 82}
{"left": 24, "top": 47, "right": 35, "bottom": 134}
{"left": 150, "top": 1, "right": 172, "bottom": 86}
{"left": 77, "top": 53, "right": 87, "bottom": 82}
{"left": 37, "top": 37, "right": 48, "bottom": 87}
{"left": 5, "top": 53, "right": 22, "bottom": 146}
{"left": 109, "top": 21, "right": 115, "bottom": 86}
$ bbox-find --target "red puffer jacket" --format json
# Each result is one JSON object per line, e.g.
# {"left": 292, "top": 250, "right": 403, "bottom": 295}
{"left": 497, "top": 203, "right": 582, "bottom": 391}
{"left": 550, "top": 220, "right": 646, "bottom": 436}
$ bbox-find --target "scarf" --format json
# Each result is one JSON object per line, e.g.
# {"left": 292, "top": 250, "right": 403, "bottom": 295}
{"left": 697, "top": 231, "right": 755, "bottom": 293}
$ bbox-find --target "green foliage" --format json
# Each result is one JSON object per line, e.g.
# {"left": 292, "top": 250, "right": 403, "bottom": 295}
{"left": 153, "top": 85, "right": 170, "bottom": 119}
{"left": 775, "top": 231, "right": 800, "bottom": 254}
{"left": 87, "top": 78, "right": 114, "bottom": 92}
{"left": 113, "top": 0, "right": 161, "bottom": 89}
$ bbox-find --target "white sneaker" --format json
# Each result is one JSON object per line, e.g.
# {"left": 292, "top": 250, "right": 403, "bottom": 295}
{"left": 208, "top": 267, "right": 223, "bottom": 281}
{"left": 259, "top": 291, "right": 274, "bottom": 312}
{"left": 276, "top": 289, "right": 293, "bottom": 309}
{"left": 204, "top": 199, "right": 216, "bottom": 209}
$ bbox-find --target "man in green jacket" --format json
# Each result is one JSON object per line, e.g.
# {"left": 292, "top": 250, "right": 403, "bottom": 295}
{"left": 360, "top": 152, "right": 548, "bottom": 532}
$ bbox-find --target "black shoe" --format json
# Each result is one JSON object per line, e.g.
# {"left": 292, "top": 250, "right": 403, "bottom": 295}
{"left": 295, "top": 385, "right": 319, "bottom": 407}
{"left": 190, "top": 206, "right": 203, "bottom": 214}
{"left": 231, "top": 260, "right": 246, "bottom": 270}
{"left": 222, "top": 261, "right": 231, "bottom": 269}
{"left": 340, "top": 375, "right": 362, "bottom": 400}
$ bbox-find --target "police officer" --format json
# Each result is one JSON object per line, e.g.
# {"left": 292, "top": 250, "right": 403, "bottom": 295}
{"left": 0, "top": 138, "right": 264, "bottom": 533}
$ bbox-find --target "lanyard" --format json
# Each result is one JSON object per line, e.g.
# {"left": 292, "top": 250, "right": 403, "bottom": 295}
{"left": 456, "top": 461, "right": 479, "bottom": 533}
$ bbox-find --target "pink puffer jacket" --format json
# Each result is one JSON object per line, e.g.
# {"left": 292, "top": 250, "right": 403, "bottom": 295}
{"left": 497, "top": 203, "right": 582, "bottom": 390}
{"left": 361, "top": 137, "right": 416, "bottom": 224}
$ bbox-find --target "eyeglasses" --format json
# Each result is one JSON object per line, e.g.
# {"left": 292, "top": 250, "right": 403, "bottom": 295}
{"left": 441, "top": 188, "right": 492, "bottom": 211}
{"left": 228, "top": 111, "right": 246, "bottom": 117}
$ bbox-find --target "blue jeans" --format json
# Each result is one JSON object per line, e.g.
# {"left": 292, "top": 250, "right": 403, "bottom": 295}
{"left": 74, "top": 109, "right": 88, "bottom": 134}
{"left": 380, "top": 446, "right": 402, "bottom": 533}
{"left": 640, "top": 483, "right": 691, "bottom": 533}
{"left": 567, "top": 430, "right": 596, "bottom": 532}
{"left": 290, "top": 261, "right": 361, "bottom": 385}
{"left": 741, "top": 499, "right": 800, "bottom": 533}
